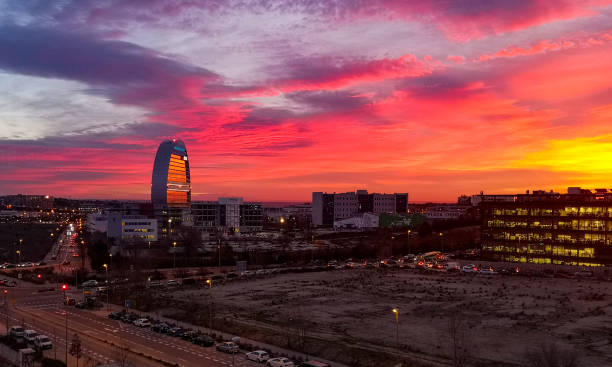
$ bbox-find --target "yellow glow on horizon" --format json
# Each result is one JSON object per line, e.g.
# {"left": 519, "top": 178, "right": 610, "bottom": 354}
{"left": 513, "top": 134, "right": 612, "bottom": 174}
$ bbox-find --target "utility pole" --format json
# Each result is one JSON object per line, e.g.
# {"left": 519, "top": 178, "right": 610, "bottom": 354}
{"left": 62, "top": 284, "right": 68, "bottom": 365}
{"left": 4, "top": 289, "right": 8, "bottom": 335}
{"left": 217, "top": 239, "right": 221, "bottom": 270}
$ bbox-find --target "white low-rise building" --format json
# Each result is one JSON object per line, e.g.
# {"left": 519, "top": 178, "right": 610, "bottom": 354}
{"left": 333, "top": 212, "right": 379, "bottom": 231}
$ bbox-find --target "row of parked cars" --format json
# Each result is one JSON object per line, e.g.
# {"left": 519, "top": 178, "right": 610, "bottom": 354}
{"left": 9, "top": 326, "right": 53, "bottom": 351}
{"left": 107, "top": 311, "right": 331, "bottom": 367}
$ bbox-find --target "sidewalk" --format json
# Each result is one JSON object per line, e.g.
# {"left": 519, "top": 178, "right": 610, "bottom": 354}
{"left": 93, "top": 302, "right": 348, "bottom": 367}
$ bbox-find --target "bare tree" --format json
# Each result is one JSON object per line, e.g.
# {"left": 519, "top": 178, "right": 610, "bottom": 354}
{"left": 114, "top": 338, "right": 132, "bottom": 367}
{"left": 524, "top": 343, "right": 579, "bottom": 367}
{"left": 448, "top": 311, "right": 470, "bottom": 367}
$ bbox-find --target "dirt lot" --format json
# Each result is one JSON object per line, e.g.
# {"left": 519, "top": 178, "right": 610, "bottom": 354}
{"left": 165, "top": 269, "right": 612, "bottom": 366}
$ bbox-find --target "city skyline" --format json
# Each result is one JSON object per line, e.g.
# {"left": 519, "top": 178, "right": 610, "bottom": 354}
{"left": 1, "top": 1, "right": 612, "bottom": 202}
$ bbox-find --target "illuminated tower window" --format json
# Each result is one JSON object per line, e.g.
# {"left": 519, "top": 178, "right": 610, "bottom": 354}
{"left": 151, "top": 140, "right": 191, "bottom": 208}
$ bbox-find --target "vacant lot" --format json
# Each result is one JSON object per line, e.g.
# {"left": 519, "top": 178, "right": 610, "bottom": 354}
{"left": 0, "top": 223, "right": 57, "bottom": 262}
{"left": 159, "top": 268, "right": 612, "bottom": 366}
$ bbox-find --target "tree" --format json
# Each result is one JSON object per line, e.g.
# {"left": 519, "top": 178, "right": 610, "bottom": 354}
{"left": 69, "top": 333, "right": 82, "bottom": 367}
{"left": 524, "top": 343, "right": 579, "bottom": 367}
{"left": 448, "top": 311, "right": 470, "bottom": 367}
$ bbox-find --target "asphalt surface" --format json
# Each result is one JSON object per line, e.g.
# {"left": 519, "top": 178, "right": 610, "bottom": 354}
{"left": 0, "top": 223, "right": 265, "bottom": 367}
{"left": 1, "top": 283, "right": 263, "bottom": 367}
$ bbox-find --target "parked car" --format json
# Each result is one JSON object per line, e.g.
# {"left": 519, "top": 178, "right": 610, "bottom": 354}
{"left": 121, "top": 313, "right": 139, "bottom": 323}
{"left": 64, "top": 297, "right": 76, "bottom": 306}
{"left": 152, "top": 322, "right": 170, "bottom": 333}
{"left": 479, "top": 267, "right": 497, "bottom": 275}
{"left": 267, "top": 357, "right": 294, "bottom": 367}
{"left": 81, "top": 280, "right": 98, "bottom": 288}
{"left": 134, "top": 318, "right": 151, "bottom": 327}
{"left": 192, "top": 335, "right": 215, "bottom": 347}
{"left": 108, "top": 311, "right": 123, "bottom": 320}
{"left": 462, "top": 265, "right": 478, "bottom": 273}
{"left": 166, "top": 279, "right": 180, "bottom": 287}
{"left": 216, "top": 341, "right": 239, "bottom": 354}
{"left": 180, "top": 330, "right": 198, "bottom": 341}
{"left": 299, "top": 361, "right": 331, "bottom": 367}
{"left": 24, "top": 330, "right": 38, "bottom": 344}
{"left": 33, "top": 335, "right": 53, "bottom": 350}
{"left": 168, "top": 327, "right": 183, "bottom": 336}
{"left": 75, "top": 301, "right": 87, "bottom": 309}
{"left": 445, "top": 262, "right": 461, "bottom": 272}
{"left": 246, "top": 350, "right": 270, "bottom": 363}
{"left": 9, "top": 326, "right": 26, "bottom": 341}
{"left": 5, "top": 280, "right": 17, "bottom": 287}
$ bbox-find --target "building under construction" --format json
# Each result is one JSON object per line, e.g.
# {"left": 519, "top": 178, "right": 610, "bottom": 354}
{"left": 481, "top": 187, "right": 612, "bottom": 266}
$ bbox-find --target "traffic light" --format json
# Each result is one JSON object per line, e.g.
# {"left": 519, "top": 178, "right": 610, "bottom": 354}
{"left": 61, "top": 284, "right": 68, "bottom": 291}
{"left": 36, "top": 274, "right": 42, "bottom": 279}
{"left": 3, "top": 289, "right": 7, "bottom": 294}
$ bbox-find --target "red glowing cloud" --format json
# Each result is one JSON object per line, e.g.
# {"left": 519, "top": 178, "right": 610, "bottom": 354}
{"left": 1, "top": 1, "right": 612, "bottom": 202}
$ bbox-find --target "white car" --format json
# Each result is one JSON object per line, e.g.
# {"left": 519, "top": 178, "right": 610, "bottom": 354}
{"left": 82, "top": 280, "right": 98, "bottom": 287}
{"left": 24, "top": 330, "right": 38, "bottom": 344}
{"left": 266, "top": 357, "right": 294, "bottom": 367}
{"left": 246, "top": 350, "right": 270, "bottom": 362}
{"left": 133, "top": 318, "right": 151, "bottom": 327}
{"left": 462, "top": 265, "right": 478, "bottom": 273}
{"left": 216, "top": 342, "right": 239, "bottom": 354}
{"left": 479, "top": 267, "right": 497, "bottom": 275}
{"left": 34, "top": 335, "right": 53, "bottom": 350}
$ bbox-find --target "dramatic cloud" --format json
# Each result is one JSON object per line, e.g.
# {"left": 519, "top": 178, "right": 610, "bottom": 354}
{"left": 0, "top": 1, "right": 611, "bottom": 201}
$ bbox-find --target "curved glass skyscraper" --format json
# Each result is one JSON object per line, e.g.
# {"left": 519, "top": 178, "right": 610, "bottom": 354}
{"left": 151, "top": 139, "right": 191, "bottom": 207}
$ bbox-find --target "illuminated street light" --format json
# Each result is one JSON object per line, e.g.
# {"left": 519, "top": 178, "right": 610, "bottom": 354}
{"left": 392, "top": 308, "right": 399, "bottom": 347}
{"left": 206, "top": 279, "right": 212, "bottom": 288}
{"left": 173, "top": 241, "right": 177, "bottom": 269}
{"left": 103, "top": 264, "right": 109, "bottom": 311}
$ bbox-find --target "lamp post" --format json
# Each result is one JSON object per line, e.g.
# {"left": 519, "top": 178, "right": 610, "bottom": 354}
{"left": 16, "top": 250, "right": 21, "bottom": 265}
{"left": 392, "top": 308, "right": 399, "bottom": 347}
{"left": 103, "top": 264, "right": 109, "bottom": 311}
{"left": 61, "top": 284, "right": 68, "bottom": 364}
{"left": 217, "top": 240, "right": 221, "bottom": 271}
{"left": 407, "top": 230, "right": 411, "bottom": 254}
{"left": 173, "top": 241, "right": 177, "bottom": 269}
{"left": 206, "top": 279, "right": 212, "bottom": 289}
{"left": 439, "top": 232, "right": 444, "bottom": 252}
{"left": 3, "top": 289, "right": 8, "bottom": 334}
{"left": 168, "top": 218, "right": 172, "bottom": 239}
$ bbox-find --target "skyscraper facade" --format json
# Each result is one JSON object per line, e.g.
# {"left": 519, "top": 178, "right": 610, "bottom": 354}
{"left": 151, "top": 139, "right": 191, "bottom": 208}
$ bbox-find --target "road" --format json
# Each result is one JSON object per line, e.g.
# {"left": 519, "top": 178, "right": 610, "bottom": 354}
{"left": 1, "top": 281, "right": 263, "bottom": 367}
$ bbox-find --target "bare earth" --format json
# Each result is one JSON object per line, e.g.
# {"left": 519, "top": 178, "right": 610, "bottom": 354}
{"left": 170, "top": 269, "right": 612, "bottom": 366}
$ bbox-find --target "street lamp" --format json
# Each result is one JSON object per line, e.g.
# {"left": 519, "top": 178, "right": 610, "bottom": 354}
{"left": 407, "top": 230, "right": 412, "bottom": 254}
{"left": 439, "top": 232, "right": 444, "bottom": 252}
{"left": 206, "top": 279, "right": 212, "bottom": 288}
{"left": 173, "top": 241, "right": 177, "bottom": 269}
{"left": 61, "top": 284, "right": 69, "bottom": 364}
{"left": 3, "top": 289, "right": 8, "bottom": 334}
{"left": 16, "top": 250, "right": 21, "bottom": 264}
{"left": 103, "top": 264, "right": 109, "bottom": 311}
{"left": 392, "top": 308, "right": 399, "bottom": 347}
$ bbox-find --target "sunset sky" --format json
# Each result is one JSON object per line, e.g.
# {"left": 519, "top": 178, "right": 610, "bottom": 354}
{"left": 1, "top": 1, "right": 611, "bottom": 202}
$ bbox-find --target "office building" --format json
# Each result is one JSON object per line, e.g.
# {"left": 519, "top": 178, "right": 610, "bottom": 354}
{"left": 481, "top": 187, "right": 612, "bottom": 266}
{"left": 151, "top": 139, "right": 191, "bottom": 208}
{"left": 312, "top": 190, "right": 408, "bottom": 227}
{"left": 88, "top": 212, "right": 158, "bottom": 242}
{"left": 192, "top": 198, "right": 263, "bottom": 235}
